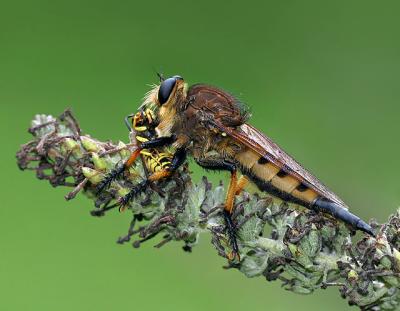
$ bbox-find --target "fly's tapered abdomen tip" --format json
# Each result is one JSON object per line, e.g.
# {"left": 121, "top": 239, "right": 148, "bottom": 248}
{"left": 355, "top": 220, "right": 375, "bottom": 237}
{"left": 313, "top": 198, "right": 374, "bottom": 236}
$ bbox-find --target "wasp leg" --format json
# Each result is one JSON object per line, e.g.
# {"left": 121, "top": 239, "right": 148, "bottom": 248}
{"left": 118, "top": 148, "right": 186, "bottom": 210}
{"left": 195, "top": 158, "right": 240, "bottom": 260}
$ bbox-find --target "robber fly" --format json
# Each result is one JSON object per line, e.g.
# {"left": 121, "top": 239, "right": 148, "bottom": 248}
{"left": 98, "top": 74, "right": 374, "bottom": 260}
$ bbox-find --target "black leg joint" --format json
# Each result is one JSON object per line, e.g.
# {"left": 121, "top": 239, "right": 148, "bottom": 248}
{"left": 196, "top": 158, "right": 236, "bottom": 173}
{"left": 168, "top": 148, "right": 187, "bottom": 172}
{"left": 224, "top": 161, "right": 236, "bottom": 173}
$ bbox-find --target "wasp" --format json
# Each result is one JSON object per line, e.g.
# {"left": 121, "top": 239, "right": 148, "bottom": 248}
{"left": 96, "top": 103, "right": 174, "bottom": 207}
{"left": 98, "top": 74, "right": 374, "bottom": 259}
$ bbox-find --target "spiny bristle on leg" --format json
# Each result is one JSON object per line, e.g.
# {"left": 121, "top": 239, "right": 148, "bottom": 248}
{"left": 118, "top": 180, "right": 150, "bottom": 210}
{"left": 223, "top": 209, "right": 240, "bottom": 261}
{"left": 96, "top": 164, "right": 125, "bottom": 195}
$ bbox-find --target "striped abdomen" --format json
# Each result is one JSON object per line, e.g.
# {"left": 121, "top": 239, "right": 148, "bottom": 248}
{"left": 235, "top": 147, "right": 318, "bottom": 205}
{"left": 141, "top": 149, "right": 172, "bottom": 172}
{"left": 133, "top": 109, "right": 173, "bottom": 174}
{"left": 234, "top": 146, "right": 374, "bottom": 235}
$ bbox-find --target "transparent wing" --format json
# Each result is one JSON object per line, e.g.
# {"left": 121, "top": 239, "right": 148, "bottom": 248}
{"left": 213, "top": 120, "right": 348, "bottom": 208}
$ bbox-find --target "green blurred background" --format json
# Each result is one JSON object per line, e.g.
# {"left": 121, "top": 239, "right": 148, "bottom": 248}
{"left": 1, "top": 1, "right": 400, "bottom": 310}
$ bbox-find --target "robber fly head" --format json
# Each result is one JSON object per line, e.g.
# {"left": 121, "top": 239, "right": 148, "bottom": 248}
{"left": 157, "top": 75, "right": 186, "bottom": 106}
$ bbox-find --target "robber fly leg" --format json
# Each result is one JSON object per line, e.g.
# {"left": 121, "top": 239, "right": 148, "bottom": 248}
{"left": 235, "top": 175, "right": 249, "bottom": 196}
{"left": 96, "top": 136, "right": 176, "bottom": 195}
{"left": 225, "top": 169, "right": 238, "bottom": 213}
{"left": 96, "top": 148, "right": 142, "bottom": 194}
{"left": 195, "top": 157, "right": 240, "bottom": 260}
{"left": 225, "top": 168, "right": 241, "bottom": 261}
{"left": 195, "top": 158, "right": 238, "bottom": 212}
{"left": 118, "top": 147, "right": 186, "bottom": 210}
{"left": 223, "top": 209, "right": 240, "bottom": 260}
{"left": 118, "top": 180, "right": 150, "bottom": 211}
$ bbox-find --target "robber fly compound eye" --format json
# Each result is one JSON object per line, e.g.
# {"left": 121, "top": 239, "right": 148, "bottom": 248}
{"left": 158, "top": 76, "right": 182, "bottom": 105}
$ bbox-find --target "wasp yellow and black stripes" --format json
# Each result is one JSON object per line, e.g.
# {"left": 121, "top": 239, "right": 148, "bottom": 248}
{"left": 131, "top": 108, "right": 173, "bottom": 174}
{"left": 95, "top": 106, "right": 174, "bottom": 202}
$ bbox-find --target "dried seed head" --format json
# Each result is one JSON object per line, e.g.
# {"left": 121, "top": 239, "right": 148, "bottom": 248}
{"left": 16, "top": 110, "right": 400, "bottom": 310}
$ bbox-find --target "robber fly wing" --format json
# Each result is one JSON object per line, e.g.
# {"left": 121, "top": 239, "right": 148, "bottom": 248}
{"left": 212, "top": 120, "right": 348, "bottom": 208}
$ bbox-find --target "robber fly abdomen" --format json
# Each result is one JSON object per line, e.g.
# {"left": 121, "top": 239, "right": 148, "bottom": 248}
{"left": 183, "top": 84, "right": 373, "bottom": 236}
{"left": 235, "top": 146, "right": 317, "bottom": 204}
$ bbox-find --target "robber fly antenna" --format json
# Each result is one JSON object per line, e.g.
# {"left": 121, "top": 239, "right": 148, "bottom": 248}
{"left": 156, "top": 72, "right": 165, "bottom": 82}
{"left": 151, "top": 67, "right": 165, "bottom": 82}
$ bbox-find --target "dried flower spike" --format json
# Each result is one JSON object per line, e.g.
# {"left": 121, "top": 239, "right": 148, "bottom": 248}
{"left": 16, "top": 110, "right": 400, "bottom": 310}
